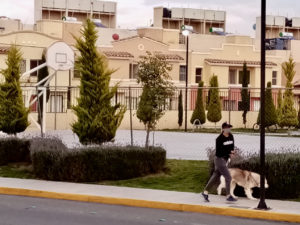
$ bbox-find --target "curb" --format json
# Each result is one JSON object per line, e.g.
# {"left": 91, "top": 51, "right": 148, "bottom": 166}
{"left": 0, "top": 187, "right": 299, "bottom": 223}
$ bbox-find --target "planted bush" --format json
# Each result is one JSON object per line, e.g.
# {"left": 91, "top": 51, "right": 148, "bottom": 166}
{"left": 207, "top": 147, "right": 300, "bottom": 199}
{"left": 0, "top": 138, "right": 31, "bottom": 165}
{"left": 31, "top": 138, "right": 166, "bottom": 182}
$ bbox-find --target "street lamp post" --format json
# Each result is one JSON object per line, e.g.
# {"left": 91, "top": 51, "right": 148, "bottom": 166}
{"left": 182, "top": 26, "right": 192, "bottom": 132}
{"left": 183, "top": 30, "right": 189, "bottom": 132}
{"left": 257, "top": 0, "right": 268, "bottom": 210}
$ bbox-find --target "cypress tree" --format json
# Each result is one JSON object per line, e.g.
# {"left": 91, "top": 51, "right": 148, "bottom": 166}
{"left": 178, "top": 90, "right": 183, "bottom": 127}
{"left": 72, "top": 19, "right": 126, "bottom": 144}
{"left": 207, "top": 75, "right": 222, "bottom": 129}
{"left": 37, "top": 52, "right": 50, "bottom": 125}
{"left": 241, "top": 62, "right": 250, "bottom": 127}
{"left": 190, "top": 81, "right": 206, "bottom": 125}
{"left": 276, "top": 89, "right": 283, "bottom": 127}
{"left": 0, "top": 45, "right": 29, "bottom": 135}
{"left": 257, "top": 82, "right": 277, "bottom": 126}
{"left": 280, "top": 58, "right": 298, "bottom": 128}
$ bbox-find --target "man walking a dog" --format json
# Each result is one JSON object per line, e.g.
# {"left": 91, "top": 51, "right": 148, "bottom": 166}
{"left": 202, "top": 122, "right": 237, "bottom": 202}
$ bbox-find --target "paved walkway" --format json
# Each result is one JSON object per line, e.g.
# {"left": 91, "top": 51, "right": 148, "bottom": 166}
{"left": 15, "top": 130, "right": 300, "bottom": 160}
{"left": 0, "top": 177, "right": 299, "bottom": 223}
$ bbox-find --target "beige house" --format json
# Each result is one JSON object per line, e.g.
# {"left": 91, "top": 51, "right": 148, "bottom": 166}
{"left": 0, "top": 5, "right": 299, "bottom": 131}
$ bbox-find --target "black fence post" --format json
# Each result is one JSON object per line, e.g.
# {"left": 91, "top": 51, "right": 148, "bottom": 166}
{"left": 129, "top": 87, "right": 133, "bottom": 146}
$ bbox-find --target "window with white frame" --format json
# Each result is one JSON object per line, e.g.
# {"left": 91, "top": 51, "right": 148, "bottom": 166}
{"left": 253, "top": 100, "right": 260, "bottom": 112}
{"left": 272, "top": 71, "right": 277, "bottom": 86}
{"left": 238, "top": 70, "right": 250, "bottom": 84}
{"left": 195, "top": 68, "right": 202, "bottom": 83}
{"left": 179, "top": 65, "right": 186, "bottom": 82}
{"left": 229, "top": 69, "right": 237, "bottom": 84}
{"left": 49, "top": 95, "right": 63, "bottom": 113}
{"left": 30, "top": 59, "right": 43, "bottom": 76}
{"left": 129, "top": 63, "right": 138, "bottom": 79}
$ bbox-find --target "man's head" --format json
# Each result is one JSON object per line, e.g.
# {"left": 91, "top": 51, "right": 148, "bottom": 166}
{"left": 222, "top": 122, "right": 233, "bottom": 134}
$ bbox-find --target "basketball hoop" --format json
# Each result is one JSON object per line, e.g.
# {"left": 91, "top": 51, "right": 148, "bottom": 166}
{"left": 22, "top": 41, "right": 75, "bottom": 136}
{"left": 46, "top": 41, "right": 74, "bottom": 71}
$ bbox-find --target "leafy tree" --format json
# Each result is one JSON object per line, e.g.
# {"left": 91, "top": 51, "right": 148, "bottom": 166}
{"left": 276, "top": 89, "right": 283, "bottom": 127}
{"left": 72, "top": 19, "right": 126, "bottom": 144}
{"left": 37, "top": 51, "right": 50, "bottom": 126}
{"left": 280, "top": 58, "right": 298, "bottom": 128}
{"left": 207, "top": 75, "right": 222, "bottom": 129}
{"left": 257, "top": 82, "right": 277, "bottom": 126}
{"left": 178, "top": 90, "right": 183, "bottom": 127}
{"left": 240, "top": 62, "right": 250, "bottom": 127}
{"left": 190, "top": 81, "right": 206, "bottom": 125}
{"left": 137, "top": 52, "right": 174, "bottom": 148}
{"left": 0, "top": 45, "right": 29, "bottom": 135}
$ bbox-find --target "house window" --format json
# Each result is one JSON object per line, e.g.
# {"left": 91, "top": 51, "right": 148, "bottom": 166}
{"left": 179, "top": 33, "right": 186, "bottom": 44}
{"left": 238, "top": 70, "right": 250, "bottom": 84}
{"left": 272, "top": 71, "right": 277, "bottom": 86}
{"left": 129, "top": 63, "right": 138, "bottom": 79}
{"left": 195, "top": 68, "right": 202, "bottom": 83}
{"left": 73, "top": 61, "right": 81, "bottom": 78}
{"left": 223, "top": 100, "right": 236, "bottom": 111}
{"left": 179, "top": 65, "right": 186, "bottom": 82}
{"left": 74, "top": 68, "right": 80, "bottom": 78}
{"left": 229, "top": 69, "right": 237, "bottom": 84}
{"left": 49, "top": 95, "right": 63, "bottom": 113}
{"left": 20, "top": 60, "right": 26, "bottom": 75}
{"left": 30, "top": 59, "right": 43, "bottom": 76}
{"left": 253, "top": 100, "right": 260, "bottom": 111}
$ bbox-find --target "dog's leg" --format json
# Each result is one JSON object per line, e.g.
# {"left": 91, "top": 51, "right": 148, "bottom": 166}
{"left": 245, "top": 188, "right": 257, "bottom": 200}
{"left": 217, "top": 176, "right": 225, "bottom": 195}
{"left": 230, "top": 181, "right": 238, "bottom": 198}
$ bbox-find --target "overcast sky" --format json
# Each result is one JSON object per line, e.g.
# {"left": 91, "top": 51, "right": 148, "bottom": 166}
{"left": 0, "top": 0, "right": 299, "bottom": 35}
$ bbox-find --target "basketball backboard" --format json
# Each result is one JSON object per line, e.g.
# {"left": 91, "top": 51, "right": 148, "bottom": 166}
{"left": 46, "top": 41, "right": 74, "bottom": 71}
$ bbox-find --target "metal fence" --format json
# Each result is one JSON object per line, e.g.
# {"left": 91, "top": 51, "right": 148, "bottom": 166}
{"left": 20, "top": 86, "right": 300, "bottom": 161}
{"left": 22, "top": 86, "right": 300, "bottom": 114}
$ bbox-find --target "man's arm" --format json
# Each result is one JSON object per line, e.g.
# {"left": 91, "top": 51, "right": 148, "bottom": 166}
{"left": 216, "top": 137, "right": 222, "bottom": 156}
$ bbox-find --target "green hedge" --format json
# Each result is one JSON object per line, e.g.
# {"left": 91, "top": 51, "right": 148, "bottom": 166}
{"left": 0, "top": 138, "right": 31, "bottom": 165}
{"left": 207, "top": 148, "right": 300, "bottom": 199}
{"left": 31, "top": 138, "right": 166, "bottom": 182}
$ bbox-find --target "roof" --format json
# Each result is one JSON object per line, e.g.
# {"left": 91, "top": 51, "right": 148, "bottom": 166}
{"left": 103, "top": 51, "right": 134, "bottom": 58}
{"left": 0, "top": 46, "right": 9, "bottom": 54}
{"left": 155, "top": 53, "right": 184, "bottom": 61}
{"left": 114, "top": 35, "right": 168, "bottom": 46}
{"left": 205, "top": 59, "right": 277, "bottom": 67}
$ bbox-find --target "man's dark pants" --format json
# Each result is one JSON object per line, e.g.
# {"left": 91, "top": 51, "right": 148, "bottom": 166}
{"left": 204, "top": 157, "right": 232, "bottom": 195}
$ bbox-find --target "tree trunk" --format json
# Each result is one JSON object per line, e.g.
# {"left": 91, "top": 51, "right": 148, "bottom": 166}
{"left": 145, "top": 125, "right": 150, "bottom": 149}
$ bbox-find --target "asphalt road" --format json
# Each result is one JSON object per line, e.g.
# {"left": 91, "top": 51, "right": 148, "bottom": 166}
{"left": 0, "top": 195, "right": 296, "bottom": 225}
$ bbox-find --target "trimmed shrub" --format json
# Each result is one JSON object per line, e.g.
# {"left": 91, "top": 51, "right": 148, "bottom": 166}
{"left": 31, "top": 138, "right": 166, "bottom": 182}
{"left": 207, "top": 147, "right": 300, "bottom": 199}
{"left": 0, "top": 138, "right": 31, "bottom": 165}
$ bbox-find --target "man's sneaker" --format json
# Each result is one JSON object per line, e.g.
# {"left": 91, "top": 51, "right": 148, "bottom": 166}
{"left": 226, "top": 195, "right": 237, "bottom": 202}
{"left": 201, "top": 193, "right": 210, "bottom": 202}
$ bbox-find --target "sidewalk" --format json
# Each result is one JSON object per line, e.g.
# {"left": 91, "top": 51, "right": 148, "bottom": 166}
{"left": 0, "top": 177, "right": 299, "bottom": 223}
